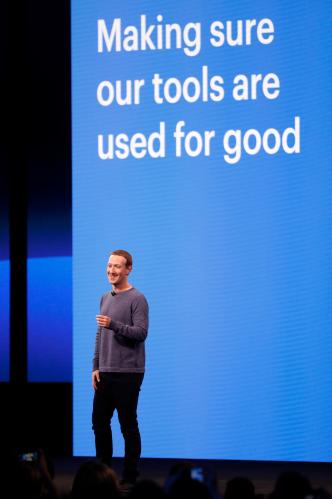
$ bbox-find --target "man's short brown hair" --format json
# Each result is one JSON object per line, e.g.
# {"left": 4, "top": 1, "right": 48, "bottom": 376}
{"left": 111, "top": 249, "right": 133, "bottom": 268}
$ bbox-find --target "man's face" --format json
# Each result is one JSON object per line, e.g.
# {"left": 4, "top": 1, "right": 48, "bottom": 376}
{"left": 106, "top": 254, "right": 131, "bottom": 286}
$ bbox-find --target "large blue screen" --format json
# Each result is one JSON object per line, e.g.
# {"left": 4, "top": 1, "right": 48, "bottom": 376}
{"left": 72, "top": 0, "right": 332, "bottom": 461}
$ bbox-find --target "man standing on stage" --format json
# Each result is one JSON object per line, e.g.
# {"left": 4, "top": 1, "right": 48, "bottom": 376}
{"left": 92, "top": 249, "right": 149, "bottom": 486}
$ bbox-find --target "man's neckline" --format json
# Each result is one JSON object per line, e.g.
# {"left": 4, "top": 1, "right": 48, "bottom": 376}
{"left": 112, "top": 286, "right": 134, "bottom": 295}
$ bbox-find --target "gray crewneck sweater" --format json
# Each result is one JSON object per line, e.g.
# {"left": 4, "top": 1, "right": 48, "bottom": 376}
{"left": 93, "top": 287, "right": 149, "bottom": 373}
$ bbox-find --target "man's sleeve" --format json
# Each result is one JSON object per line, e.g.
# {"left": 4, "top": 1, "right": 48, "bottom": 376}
{"left": 92, "top": 327, "right": 101, "bottom": 371}
{"left": 92, "top": 295, "right": 104, "bottom": 371}
{"left": 111, "top": 295, "right": 149, "bottom": 342}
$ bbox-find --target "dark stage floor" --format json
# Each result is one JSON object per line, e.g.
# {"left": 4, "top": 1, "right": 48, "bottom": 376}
{"left": 53, "top": 457, "right": 332, "bottom": 497}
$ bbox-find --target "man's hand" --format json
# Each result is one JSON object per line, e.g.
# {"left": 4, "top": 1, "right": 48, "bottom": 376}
{"left": 92, "top": 370, "right": 100, "bottom": 390}
{"left": 96, "top": 315, "right": 111, "bottom": 328}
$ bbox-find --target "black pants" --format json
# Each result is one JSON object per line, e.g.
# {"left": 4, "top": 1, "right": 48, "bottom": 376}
{"left": 92, "top": 372, "right": 144, "bottom": 480}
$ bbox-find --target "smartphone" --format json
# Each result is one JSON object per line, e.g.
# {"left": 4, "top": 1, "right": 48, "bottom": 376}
{"left": 191, "top": 467, "right": 204, "bottom": 482}
{"left": 18, "top": 452, "right": 39, "bottom": 462}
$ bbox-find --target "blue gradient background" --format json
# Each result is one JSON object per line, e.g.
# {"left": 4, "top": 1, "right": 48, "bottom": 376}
{"left": 72, "top": 1, "right": 332, "bottom": 460}
{"left": 0, "top": 259, "right": 10, "bottom": 381}
{"left": 26, "top": 0, "right": 71, "bottom": 382}
{"left": 27, "top": 256, "right": 72, "bottom": 382}
{"left": 0, "top": 179, "right": 10, "bottom": 381}
{"left": 27, "top": 179, "right": 72, "bottom": 381}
